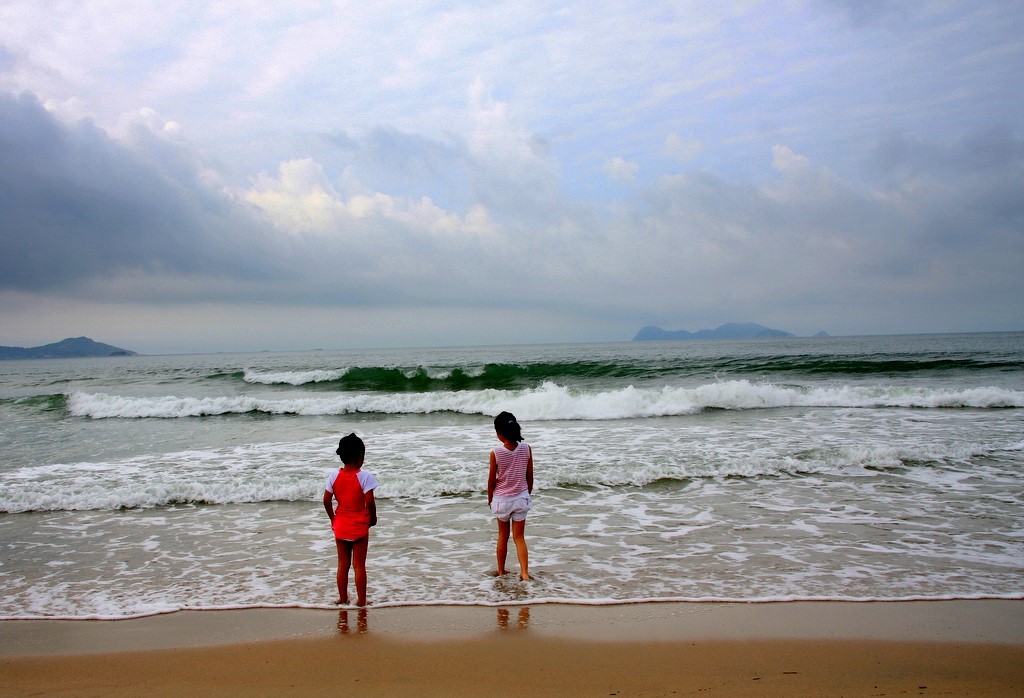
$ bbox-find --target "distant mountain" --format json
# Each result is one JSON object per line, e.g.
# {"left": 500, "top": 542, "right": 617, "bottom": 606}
{"left": 0, "top": 337, "right": 138, "bottom": 360}
{"left": 633, "top": 322, "right": 796, "bottom": 341}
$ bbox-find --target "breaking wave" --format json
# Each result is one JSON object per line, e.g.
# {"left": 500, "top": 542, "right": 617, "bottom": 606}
{"left": 64, "top": 380, "right": 1024, "bottom": 420}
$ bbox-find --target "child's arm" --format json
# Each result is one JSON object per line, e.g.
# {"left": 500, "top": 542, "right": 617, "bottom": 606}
{"left": 322, "top": 490, "right": 334, "bottom": 523}
{"left": 365, "top": 489, "right": 377, "bottom": 527}
{"left": 526, "top": 447, "right": 534, "bottom": 494}
{"left": 487, "top": 451, "right": 498, "bottom": 506}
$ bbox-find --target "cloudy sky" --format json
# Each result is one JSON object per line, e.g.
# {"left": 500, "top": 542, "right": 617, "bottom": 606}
{"left": 1, "top": 1, "right": 1022, "bottom": 354}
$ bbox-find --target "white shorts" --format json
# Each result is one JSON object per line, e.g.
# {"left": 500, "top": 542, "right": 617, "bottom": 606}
{"left": 491, "top": 494, "right": 532, "bottom": 522}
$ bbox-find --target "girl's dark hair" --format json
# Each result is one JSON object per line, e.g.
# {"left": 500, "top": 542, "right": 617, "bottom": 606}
{"left": 336, "top": 433, "right": 365, "bottom": 464}
{"left": 493, "top": 411, "right": 523, "bottom": 443}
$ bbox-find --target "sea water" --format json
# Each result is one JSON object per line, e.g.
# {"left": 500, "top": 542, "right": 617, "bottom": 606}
{"left": 0, "top": 333, "right": 1021, "bottom": 618}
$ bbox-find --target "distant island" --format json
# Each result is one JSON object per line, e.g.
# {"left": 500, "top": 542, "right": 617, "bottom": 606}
{"left": 0, "top": 337, "right": 138, "bottom": 360}
{"left": 633, "top": 322, "right": 812, "bottom": 341}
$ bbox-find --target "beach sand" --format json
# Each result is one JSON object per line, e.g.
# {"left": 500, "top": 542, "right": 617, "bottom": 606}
{"left": 1, "top": 600, "right": 1022, "bottom": 696}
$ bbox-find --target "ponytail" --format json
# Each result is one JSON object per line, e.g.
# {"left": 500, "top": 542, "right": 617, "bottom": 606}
{"left": 493, "top": 411, "right": 523, "bottom": 443}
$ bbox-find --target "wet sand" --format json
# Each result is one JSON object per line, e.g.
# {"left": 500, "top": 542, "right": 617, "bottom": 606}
{"left": 2, "top": 601, "right": 1022, "bottom": 696}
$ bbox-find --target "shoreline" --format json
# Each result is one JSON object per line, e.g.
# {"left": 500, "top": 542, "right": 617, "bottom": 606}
{"left": 2, "top": 601, "right": 1022, "bottom": 695}
{"left": 3, "top": 599, "right": 1024, "bottom": 655}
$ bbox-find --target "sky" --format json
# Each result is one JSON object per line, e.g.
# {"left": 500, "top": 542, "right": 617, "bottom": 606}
{"left": 1, "top": 1, "right": 1022, "bottom": 354}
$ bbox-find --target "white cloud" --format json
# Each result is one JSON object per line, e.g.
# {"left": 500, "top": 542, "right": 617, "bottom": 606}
{"left": 42, "top": 96, "right": 94, "bottom": 123}
{"left": 114, "top": 106, "right": 182, "bottom": 140}
{"left": 664, "top": 133, "right": 704, "bottom": 162}
{"left": 603, "top": 156, "right": 639, "bottom": 182}
{"left": 467, "top": 76, "right": 546, "bottom": 167}
{"left": 245, "top": 157, "right": 495, "bottom": 236}
{"left": 771, "top": 144, "right": 810, "bottom": 173}
{"left": 765, "top": 144, "right": 847, "bottom": 203}
{"left": 245, "top": 159, "right": 348, "bottom": 233}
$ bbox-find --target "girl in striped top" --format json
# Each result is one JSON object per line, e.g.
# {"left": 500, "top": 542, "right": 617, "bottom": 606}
{"left": 487, "top": 411, "right": 534, "bottom": 580}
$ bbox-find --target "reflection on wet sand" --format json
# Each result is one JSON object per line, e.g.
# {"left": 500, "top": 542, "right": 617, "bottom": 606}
{"left": 497, "top": 606, "right": 530, "bottom": 630}
{"left": 337, "top": 608, "right": 369, "bottom": 634}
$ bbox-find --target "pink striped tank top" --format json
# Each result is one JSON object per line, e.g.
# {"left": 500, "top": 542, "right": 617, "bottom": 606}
{"left": 492, "top": 442, "right": 531, "bottom": 497}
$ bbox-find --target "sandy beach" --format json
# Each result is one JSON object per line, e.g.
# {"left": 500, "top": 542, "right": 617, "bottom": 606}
{"left": 2, "top": 600, "right": 1022, "bottom": 696}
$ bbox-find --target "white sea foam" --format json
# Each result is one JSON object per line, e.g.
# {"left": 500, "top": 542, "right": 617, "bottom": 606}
{"left": 243, "top": 368, "right": 348, "bottom": 385}
{"left": 1, "top": 416, "right": 1017, "bottom": 513}
{"left": 65, "top": 380, "right": 1024, "bottom": 420}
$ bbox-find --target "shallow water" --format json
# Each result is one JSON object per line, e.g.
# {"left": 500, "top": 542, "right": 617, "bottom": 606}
{"left": 1, "top": 334, "right": 1022, "bottom": 618}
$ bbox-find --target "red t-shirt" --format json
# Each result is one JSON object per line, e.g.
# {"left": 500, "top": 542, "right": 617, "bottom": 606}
{"left": 326, "top": 469, "right": 378, "bottom": 540}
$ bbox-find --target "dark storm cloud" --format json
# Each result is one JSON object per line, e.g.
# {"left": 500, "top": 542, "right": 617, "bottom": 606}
{"left": 868, "top": 128, "right": 1024, "bottom": 266}
{"left": 0, "top": 92, "right": 284, "bottom": 292}
{"left": 0, "top": 92, "right": 520, "bottom": 310}
{"left": 872, "top": 126, "right": 1024, "bottom": 178}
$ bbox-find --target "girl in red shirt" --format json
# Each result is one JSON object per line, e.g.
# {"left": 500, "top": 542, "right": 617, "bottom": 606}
{"left": 323, "top": 433, "right": 379, "bottom": 606}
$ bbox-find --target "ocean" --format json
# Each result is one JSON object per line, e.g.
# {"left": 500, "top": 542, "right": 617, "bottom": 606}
{"left": 1, "top": 333, "right": 1022, "bottom": 619}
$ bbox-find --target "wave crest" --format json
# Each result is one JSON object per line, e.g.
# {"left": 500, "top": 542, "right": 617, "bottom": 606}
{"left": 65, "top": 380, "right": 1024, "bottom": 420}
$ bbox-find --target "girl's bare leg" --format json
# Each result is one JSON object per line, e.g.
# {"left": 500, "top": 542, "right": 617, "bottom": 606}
{"left": 512, "top": 519, "right": 531, "bottom": 580}
{"left": 495, "top": 518, "right": 511, "bottom": 575}
{"left": 352, "top": 535, "right": 370, "bottom": 606}
{"left": 335, "top": 539, "right": 352, "bottom": 604}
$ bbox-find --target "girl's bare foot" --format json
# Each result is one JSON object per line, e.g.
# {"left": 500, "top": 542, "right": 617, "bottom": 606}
{"left": 519, "top": 572, "right": 532, "bottom": 581}
{"left": 492, "top": 569, "right": 509, "bottom": 577}
{"left": 334, "top": 597, "right": 350, "bottom": 605}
